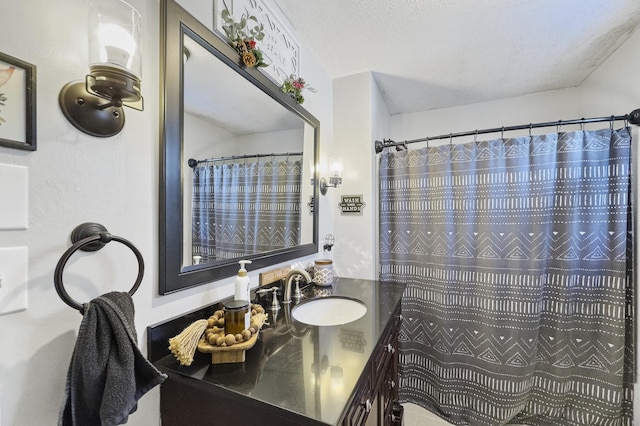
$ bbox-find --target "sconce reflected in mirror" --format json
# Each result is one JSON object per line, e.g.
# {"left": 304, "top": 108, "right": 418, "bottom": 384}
{"left": 59, "top": 0, "right": 143, "bottom": 137}
{"left": 319, "top": 156, "right": 344, "bottom": 195}
{"left": 311, "top": 355, "right": 344, "bottom": 381}
{"left": 309, "top": 160, "right": 317, "bottom": 186}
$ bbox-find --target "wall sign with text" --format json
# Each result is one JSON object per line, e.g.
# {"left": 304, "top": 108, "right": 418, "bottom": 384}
{"left": 339, "top": 194, "right": 366, "bottom": 215}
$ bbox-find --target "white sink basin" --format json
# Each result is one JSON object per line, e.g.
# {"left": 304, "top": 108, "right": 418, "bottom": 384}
{"left": 292, "top": 296, "right": 367, "bottom": 326}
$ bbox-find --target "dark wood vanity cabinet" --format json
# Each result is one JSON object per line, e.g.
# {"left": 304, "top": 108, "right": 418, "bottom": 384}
{"left": 151, "top": 279, "right": 406, "bottom": 426}
{"left": 157, "top": 306, "right": 403, "bottom": 426}
{"left": 339, "top": 306, "right": 402, "bottom": 426}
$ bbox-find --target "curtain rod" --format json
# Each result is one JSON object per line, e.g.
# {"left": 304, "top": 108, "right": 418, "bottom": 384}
{"left": 374, "top": 108, "right": 640, "bottom": 154}
{"left": 188, "top": 151, "right": 303, "bottom": 168}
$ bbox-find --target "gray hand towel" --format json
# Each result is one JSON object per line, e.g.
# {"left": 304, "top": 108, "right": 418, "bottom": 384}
{"left": 59, "top": 291, "right": 167, "bottom": 426}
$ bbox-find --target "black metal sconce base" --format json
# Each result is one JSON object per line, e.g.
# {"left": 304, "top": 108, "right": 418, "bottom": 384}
{"left": 59, "top": 81, "right": 125, "bottom": 137}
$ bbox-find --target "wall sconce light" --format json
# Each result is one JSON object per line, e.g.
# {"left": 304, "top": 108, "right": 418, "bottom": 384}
{"left": 59, "top": 0, "right": 143, "bottom": 137}
{"left": 319, "top": 156, "right": 343, "bottom": 195}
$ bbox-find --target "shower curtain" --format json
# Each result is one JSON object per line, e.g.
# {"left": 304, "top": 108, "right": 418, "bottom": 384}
{"left": 192, "top": 158, "right": 302, "bottom": 261}
{"left": 379, "top": 128, "right": 634, "bottom": 425}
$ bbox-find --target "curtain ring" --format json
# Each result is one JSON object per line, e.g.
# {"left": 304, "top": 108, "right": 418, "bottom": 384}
{"left": 529, "top": 123, "right": 532, "bottom": 137}
{"left": 449, "top": 133, "right": 453, "bottom": 146}
{"left": 474, "top": 130, "right": 478, "bottom": 143}
{"left": 426, "top": 138, "right": 430, "bottom": 149}
{"left": 580, "top": 119, "right": 585, "bottom": 131}
{"left": 501, "top": 126, "right": 505, "bottom": 139}
{"left": 557, "top": 120, "right": 562, "bottom": 132}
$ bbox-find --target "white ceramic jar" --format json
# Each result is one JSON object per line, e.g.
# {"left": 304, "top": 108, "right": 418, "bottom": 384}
{"left": 314, "top": 259, "right": 334, "bottom": 286}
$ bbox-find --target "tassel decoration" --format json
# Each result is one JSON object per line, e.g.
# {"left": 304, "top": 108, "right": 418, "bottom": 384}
{"left": 168, "top": 319, "right": 208, "bottom": 366}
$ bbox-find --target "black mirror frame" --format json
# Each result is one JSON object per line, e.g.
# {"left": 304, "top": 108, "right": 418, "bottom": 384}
{"left": 159, "top": 0, "right": 320, "bottom": 294}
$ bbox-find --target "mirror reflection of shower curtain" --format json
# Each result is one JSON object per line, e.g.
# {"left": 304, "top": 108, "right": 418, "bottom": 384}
{"left": 192, "top": 159, "right": 302, "bottom": 262}
{"left": 379, "top": 128, "right": 633, "bottom": 425}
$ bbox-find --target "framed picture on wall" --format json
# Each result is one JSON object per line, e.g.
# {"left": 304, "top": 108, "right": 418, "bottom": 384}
{"left": 0, "top": 51, "right": 36, "bottom": 151}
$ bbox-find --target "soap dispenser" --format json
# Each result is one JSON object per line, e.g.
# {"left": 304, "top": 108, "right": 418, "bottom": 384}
{"left": 234, "top": 260, "right": 252, "bottom": 302}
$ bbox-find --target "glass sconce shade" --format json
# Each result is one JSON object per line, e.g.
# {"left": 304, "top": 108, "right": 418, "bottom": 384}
{"left": 320, "top": 156, "right": 344, "bottom": 195}
{"left": 58, "top": 0, "right": 143, "bottom": 137}
{"left": 87, "top": 0, "right": 143, "bottom": 108}
{"left": 329, "top": 156, "right": 343, "bottom": 179}
{"left": 89, "top": 0, "right": 141, "bottom": 78}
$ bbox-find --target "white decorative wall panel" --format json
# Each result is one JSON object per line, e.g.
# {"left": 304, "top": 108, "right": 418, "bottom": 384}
{"left": 214, "top": 0, "right": 300, "bottom": 84}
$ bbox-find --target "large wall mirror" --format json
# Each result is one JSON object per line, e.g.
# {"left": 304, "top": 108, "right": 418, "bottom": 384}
{"left": 160, "top": 0, "right": 319, "bottom": 294}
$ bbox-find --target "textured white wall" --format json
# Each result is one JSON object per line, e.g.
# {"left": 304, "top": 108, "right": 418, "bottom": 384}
{"left": 331, "top": 73, "right": 375, "bottom": 279}
{"left": 330, "top": 72, "right": 390, "bottom": 279}
{"left": 0, "top": 1, "right": 333, "bottom": 424}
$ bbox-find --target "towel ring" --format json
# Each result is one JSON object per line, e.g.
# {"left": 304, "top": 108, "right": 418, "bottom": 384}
{"left": 54, "top": 222, "right": 144, "bottom": 313}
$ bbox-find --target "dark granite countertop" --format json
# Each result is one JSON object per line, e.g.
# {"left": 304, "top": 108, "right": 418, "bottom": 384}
{"left": 148, "top": 277, "right": 405, "bottom": 425}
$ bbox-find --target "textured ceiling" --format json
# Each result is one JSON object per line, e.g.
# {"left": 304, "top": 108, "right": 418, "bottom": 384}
{"left": 275, "top": 0, "right": 640, "bottom": 115}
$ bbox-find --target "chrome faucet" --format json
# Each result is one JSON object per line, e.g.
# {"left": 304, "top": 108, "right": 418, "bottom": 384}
{"left": 283, "top": 268, "right": 312, "bottom": 304}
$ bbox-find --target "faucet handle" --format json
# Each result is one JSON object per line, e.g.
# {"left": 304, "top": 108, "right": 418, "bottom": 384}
{"left": 257, "top": 286, "right": 281, "bottom": 311}
{"left": 269, "top": 286, "right": 281, "bottom": 311}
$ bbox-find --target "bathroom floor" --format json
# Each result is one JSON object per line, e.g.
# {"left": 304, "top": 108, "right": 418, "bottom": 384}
{"left": 403, "top": 403, "right": 451, "bottom": 425}
{"left": 403, "top": 404, "right": 529, "bottom": 426}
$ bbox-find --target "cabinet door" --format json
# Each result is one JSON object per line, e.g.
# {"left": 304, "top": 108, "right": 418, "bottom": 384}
{"left": 373, "top": 319, "right": 394, "bottom": 374}
{"left": 341, "top": 305, "right": 402, "bottom": 426}
{"left": 364, "top": 394, "right": 380, "bottom": 426}
{"left": 381, "top": 361, "right": 397, "bottom": 423}
{"left": 342, "top": 370, "right": 375, "bottom": 425}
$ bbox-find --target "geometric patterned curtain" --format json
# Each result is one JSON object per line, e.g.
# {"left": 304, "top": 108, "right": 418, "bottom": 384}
{"left": 379, "top": 128, "right": 634, "bottom": 425}
{"left": 192, "top": 158, "right": 302, "bottom": 262}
